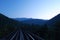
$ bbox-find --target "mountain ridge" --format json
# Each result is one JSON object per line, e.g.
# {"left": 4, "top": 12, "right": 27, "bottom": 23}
{"left": 47, "top": 14, "right": 60, "bottom": 26}
{"left": 14, "top": 18, "right": 48, "bottom": 25}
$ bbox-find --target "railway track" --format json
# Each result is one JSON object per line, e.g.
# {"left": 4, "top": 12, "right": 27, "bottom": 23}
{"left": 1, "top": 29, "right": 44, "bottom": 40}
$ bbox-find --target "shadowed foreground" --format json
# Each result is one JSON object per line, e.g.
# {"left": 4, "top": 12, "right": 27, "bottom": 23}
{"left": 0, "top": 29, "right": 44, "bottom": 40}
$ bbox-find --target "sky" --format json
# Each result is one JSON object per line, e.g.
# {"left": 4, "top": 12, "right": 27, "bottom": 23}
{"left": 0, "top": 0, "right": 60, "bottom": 20}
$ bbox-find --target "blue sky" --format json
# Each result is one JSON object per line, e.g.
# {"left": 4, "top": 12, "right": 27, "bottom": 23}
{"left": 0, "top": 0, "right": 60, "bottom": 20}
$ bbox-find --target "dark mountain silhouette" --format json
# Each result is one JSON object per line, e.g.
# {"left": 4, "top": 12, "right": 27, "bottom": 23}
{"left": 0, "top": 13, "right": 8, "bottom": 19}
{"left": 47, "top": 14, "right": 60, "bottom": 40}
{"left": 14, "top": 18, "right": 48, "bottom": 25}
{"left": 0, "top": 13, "right": 23, "bottom": 27}
{"left": 0, "top": 13, "right": 23, "bottom": 38}
{"left": 47, "top": 14, "right": 60, "bottom": 28}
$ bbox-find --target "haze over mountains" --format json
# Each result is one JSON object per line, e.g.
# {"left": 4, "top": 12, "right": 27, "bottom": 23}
{"left": 0, "top": 13, "right": 60, "bottom": 40}
{"left": 14, "top": 18, "right": 48, "bottom": 25}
